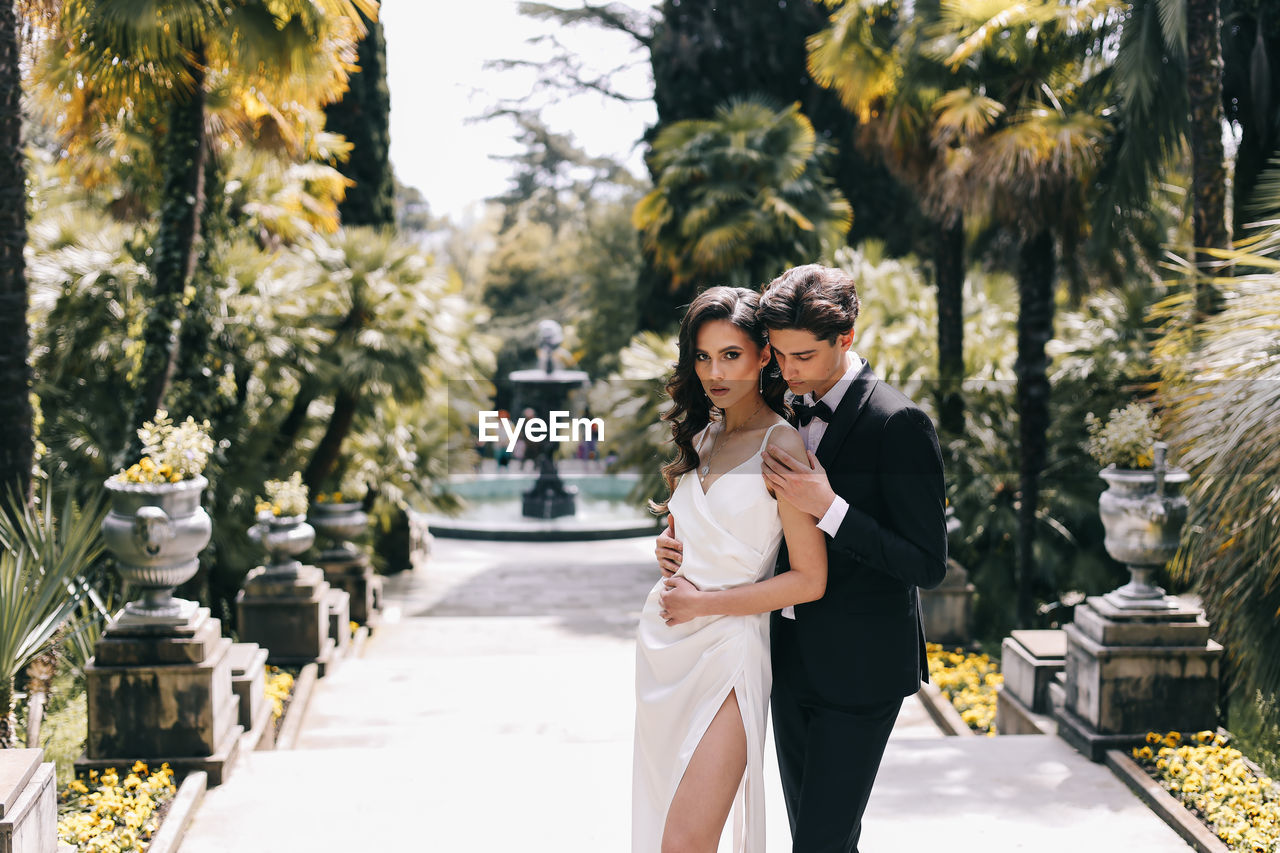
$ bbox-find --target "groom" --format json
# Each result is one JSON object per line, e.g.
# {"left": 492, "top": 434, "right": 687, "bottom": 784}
{"left": 656, "top": 263, "right": 948, "bottom": 852}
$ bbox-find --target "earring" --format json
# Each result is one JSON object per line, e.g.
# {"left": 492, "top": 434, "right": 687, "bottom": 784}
{"left": 758, "top": 369, "right": 765, "bottom": 395}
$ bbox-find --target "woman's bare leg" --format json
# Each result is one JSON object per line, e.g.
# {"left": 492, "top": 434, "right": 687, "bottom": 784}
{"left": 661, "top": 689, "right": 747, "bottom": 853}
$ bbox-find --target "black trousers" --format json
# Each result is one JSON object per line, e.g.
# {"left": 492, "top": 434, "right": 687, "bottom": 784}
{"left": 771, "top": 619, "right": 903, "bottom": 853}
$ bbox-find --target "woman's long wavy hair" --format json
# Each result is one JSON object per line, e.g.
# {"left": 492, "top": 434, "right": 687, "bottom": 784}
{"left": 651, "top": 286, "right": 790, "bottom": 514}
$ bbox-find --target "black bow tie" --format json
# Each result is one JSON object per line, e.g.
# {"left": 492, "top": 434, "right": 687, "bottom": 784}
{"left": 794, "top": 399, "right": 834, "bottom": 427}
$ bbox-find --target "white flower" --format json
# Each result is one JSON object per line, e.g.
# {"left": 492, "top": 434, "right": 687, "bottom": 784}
{"left": 1085, "top": 403, "right": 1161, "bottom": 469}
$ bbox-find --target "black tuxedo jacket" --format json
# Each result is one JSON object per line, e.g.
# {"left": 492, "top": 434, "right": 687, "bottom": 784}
{"left": 773, "top": 363, "right": 948, "bottom": 706}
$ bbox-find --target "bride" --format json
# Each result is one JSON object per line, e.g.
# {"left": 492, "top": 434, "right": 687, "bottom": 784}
{"left": 632, "top": 286, "right": 828, "bottom": 853}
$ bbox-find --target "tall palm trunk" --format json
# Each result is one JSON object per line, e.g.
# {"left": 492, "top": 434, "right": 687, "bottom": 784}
{"left": 270, "top": 379, "right": 320, "bottom": 461}
{"left": 304, "top": 388, "right": 360, "bottom": 492}
{"left": 128, "top": 54, "right": 208, "bottom": 451}
{"left": 1014, "top": 229, "right": 1056, "bottom": 629}
{"left": 934, "top": 217, "right": 965, "bottom": 436}
{"left": 1187, "top": 0, "right": 1230, "bottom": 315}
{"left": 0, "top": 1, "right": 33, "bottom": 503}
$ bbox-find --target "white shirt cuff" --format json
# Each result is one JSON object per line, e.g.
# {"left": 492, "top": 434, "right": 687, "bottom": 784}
{"left": 817, "top": 495, "right": 849, "bottom": 538}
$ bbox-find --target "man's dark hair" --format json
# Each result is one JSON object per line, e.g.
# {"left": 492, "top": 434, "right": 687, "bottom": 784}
{"left": 757, "top": 264, "right": 860, "bottom": 343}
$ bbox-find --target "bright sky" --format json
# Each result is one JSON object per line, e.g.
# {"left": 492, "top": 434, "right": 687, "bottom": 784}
{"left": 381, "top": 1, "right": 656, "bottom": 220}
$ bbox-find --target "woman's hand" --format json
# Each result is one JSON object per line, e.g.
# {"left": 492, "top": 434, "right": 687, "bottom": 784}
{"left": 658, "top": 576, "right": 703, "bottom": 626}
{"left": 655, "top": 515, "right": 682, "bottom": 578}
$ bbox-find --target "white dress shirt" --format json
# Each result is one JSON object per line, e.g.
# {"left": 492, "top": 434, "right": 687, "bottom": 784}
{"left": 782, "top": 353, "right": 864, "bottom": 620}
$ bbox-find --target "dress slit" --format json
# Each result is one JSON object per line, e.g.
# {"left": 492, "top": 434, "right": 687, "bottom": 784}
{"left": 667, "top": 674, "right": 743, "bottom": 812}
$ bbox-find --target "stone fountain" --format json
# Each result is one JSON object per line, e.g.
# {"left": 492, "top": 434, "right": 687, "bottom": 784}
{"left": 423, "top": 320, "right": 660, "bottom": 541}
{"left": 508, "top": 320, "right": 589, "bottom": 519}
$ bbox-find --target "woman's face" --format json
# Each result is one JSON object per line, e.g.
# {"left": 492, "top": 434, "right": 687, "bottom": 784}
{"left": 692, "top": 319, "right": 771, "bottom": 410}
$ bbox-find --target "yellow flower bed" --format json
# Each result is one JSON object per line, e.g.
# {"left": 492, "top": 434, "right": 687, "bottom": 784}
{"left": 57, "top": 762, "right": 176, "bottom": 852}
{"left": 1132, "top": 731, "right": 1280, "bottom": 853}
{"left": 265, "top": 665, "right": 295, "bottom": 722}
{"left": 925, "top": 643, "right": 1003, "bottom": 735}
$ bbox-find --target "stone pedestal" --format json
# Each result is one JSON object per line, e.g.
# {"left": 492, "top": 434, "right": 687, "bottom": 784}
{"left": 0, "top": 751, "right": 56, "bottom": 853}
{"left": 226, "top": 643, "right": 271, "bottom": 749}
{"left": 237, "top": 565, "right": 335, "bottom": 669}
{"left": 996, "top": 630, "right": 1065, "bottom": 735}
{"left": 919, "top": 558, "right": 974, "bottom": 645}
{"left": 316, "top": 553, "right": 380, "bottom": 626}
{"left": 1056, "top": 594, "right": 1222, "bottom": 761}
{"left": 326, "top": 588, "right": 352, "bottom": 660}
{"left": 1003, "top": 630, "right": 1066, "bottom": 712}
{"left": 79, "top": 608, "right": 243, "bottom": 786}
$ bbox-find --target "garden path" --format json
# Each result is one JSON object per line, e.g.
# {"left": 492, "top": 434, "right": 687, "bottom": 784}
{"left": 179, "top": 536, "right": 1194, "bottom": 852}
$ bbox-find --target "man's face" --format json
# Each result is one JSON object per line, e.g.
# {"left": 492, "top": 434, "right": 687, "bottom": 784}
{"left": 768, "top": 327, "right": 853, "bottom": 400}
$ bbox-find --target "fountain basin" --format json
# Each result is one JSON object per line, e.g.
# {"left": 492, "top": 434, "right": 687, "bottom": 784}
{"left": 425, "top": 473, "right": 661, "bottom": 541}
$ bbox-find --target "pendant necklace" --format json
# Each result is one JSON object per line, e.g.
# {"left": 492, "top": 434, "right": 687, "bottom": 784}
{"left": 699, "top": 399, "right": 766, "bottom": 480}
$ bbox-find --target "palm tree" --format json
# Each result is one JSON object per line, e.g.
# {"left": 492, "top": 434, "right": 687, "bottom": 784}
{"left": 0, "top": 487, "right": 106, "bottom": 748}
{"left": 259, "top": 228, "right": 447, "bottom": 492}
{"left": 1107, "top": 0, "right": 1247, "bottom": 311}
{"left": 26, "top": 0, "right": 376, "bottom": 450}
{"left": 925, "top": 0, "right": 1116, "bottom": 627}
{"left": 633, "top": 96, "right": 852, "bottom": 304}
{"left": 1155, "top": 223, "right": 1280, "bottom": 758}
{"left": 808, "top": 0, "right": 971, "bottom": 433}
{"left": 0, "top": 1, "right": 34, "bottom": 501}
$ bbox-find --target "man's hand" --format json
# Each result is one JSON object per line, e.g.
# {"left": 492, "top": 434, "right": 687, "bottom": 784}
{"left": 655, "top": 515, "right": 682, "bottom": 578}
{"left": 762, "top": 446, "right": 836, "bottom": 519}
{"left": 658, "top": 576, "right": 703, "bottom": 626}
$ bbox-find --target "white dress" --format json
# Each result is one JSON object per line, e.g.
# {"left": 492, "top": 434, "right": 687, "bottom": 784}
{"left": 632, "top": 423, "right": 787, "bottom": 853}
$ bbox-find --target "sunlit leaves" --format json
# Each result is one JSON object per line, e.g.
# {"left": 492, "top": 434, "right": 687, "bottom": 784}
{"left": 635, "top": 96, "right": 851, "bottom": 291}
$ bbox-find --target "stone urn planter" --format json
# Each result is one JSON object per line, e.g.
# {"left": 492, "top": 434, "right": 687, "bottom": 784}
{"left": 102, "top": 475, "right": 211, "bottom": 622}
{"left": 249, "top": 513, "right": 316, "bottom": 578}
{"left": 1097, "top": 442, "right": 1190, "bottom": 609}
{"left": 309, "top": 501, "right": 367, "bottom": 560}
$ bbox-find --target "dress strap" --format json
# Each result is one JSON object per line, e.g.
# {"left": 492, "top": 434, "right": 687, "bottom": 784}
{"left": 693, "top": 424, "right": 714, "bottom": 456}
{"left": 757, "top": 422, "right": 788, "bottom": 454}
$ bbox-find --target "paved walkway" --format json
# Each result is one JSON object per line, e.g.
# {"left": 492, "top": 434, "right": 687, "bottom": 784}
{"left": 181, "top": 537, "right": 1194, "bottom": 852}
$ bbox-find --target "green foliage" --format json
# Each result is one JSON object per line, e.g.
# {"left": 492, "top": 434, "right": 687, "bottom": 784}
{"left": 486, "top": 110, "right": 640, "bottom": 232}
{"left": 482, "top": 216, "right": 572, "bottom": 319}
{"left": 635, "top": 96, "right": 851, "bottom": 301}
{"left": 474, "top": 117, "right": 644, "bottom": 408}
{"left": 0, "top": 484, "right": 106, "bottom": 747}
{"left": 34, "top": 690, "right": 87, "bottom": 788}
{"left": 25, "top": 0, "right": 379, "bottom": 446}
{"left": 833, "top": 243, "right": 1016, "bottom": 388}
{"left": 571, "top": 194, "right": 646, "bottom": 378}
{"left": 1155, "top": 227, "right": 1280, "bottom": 750}
{"left": 588, "top": 332, "right": 678, "bottom": 510}
{"left": 646, "top": 0, "right": 918, "bottom": 252}
{"left": 26, "top": 202, "right": 150, "bottom": 488}
{"left": 12, "top": 665, "right": 87, "bottom": 788}
{"left": 26, "top": 168, "right": 495, "bottom": 621}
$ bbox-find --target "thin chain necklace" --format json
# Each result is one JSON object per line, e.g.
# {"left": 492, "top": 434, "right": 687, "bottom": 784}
{"left": 699, "top": 398, "right": 766, "bottom": 479}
